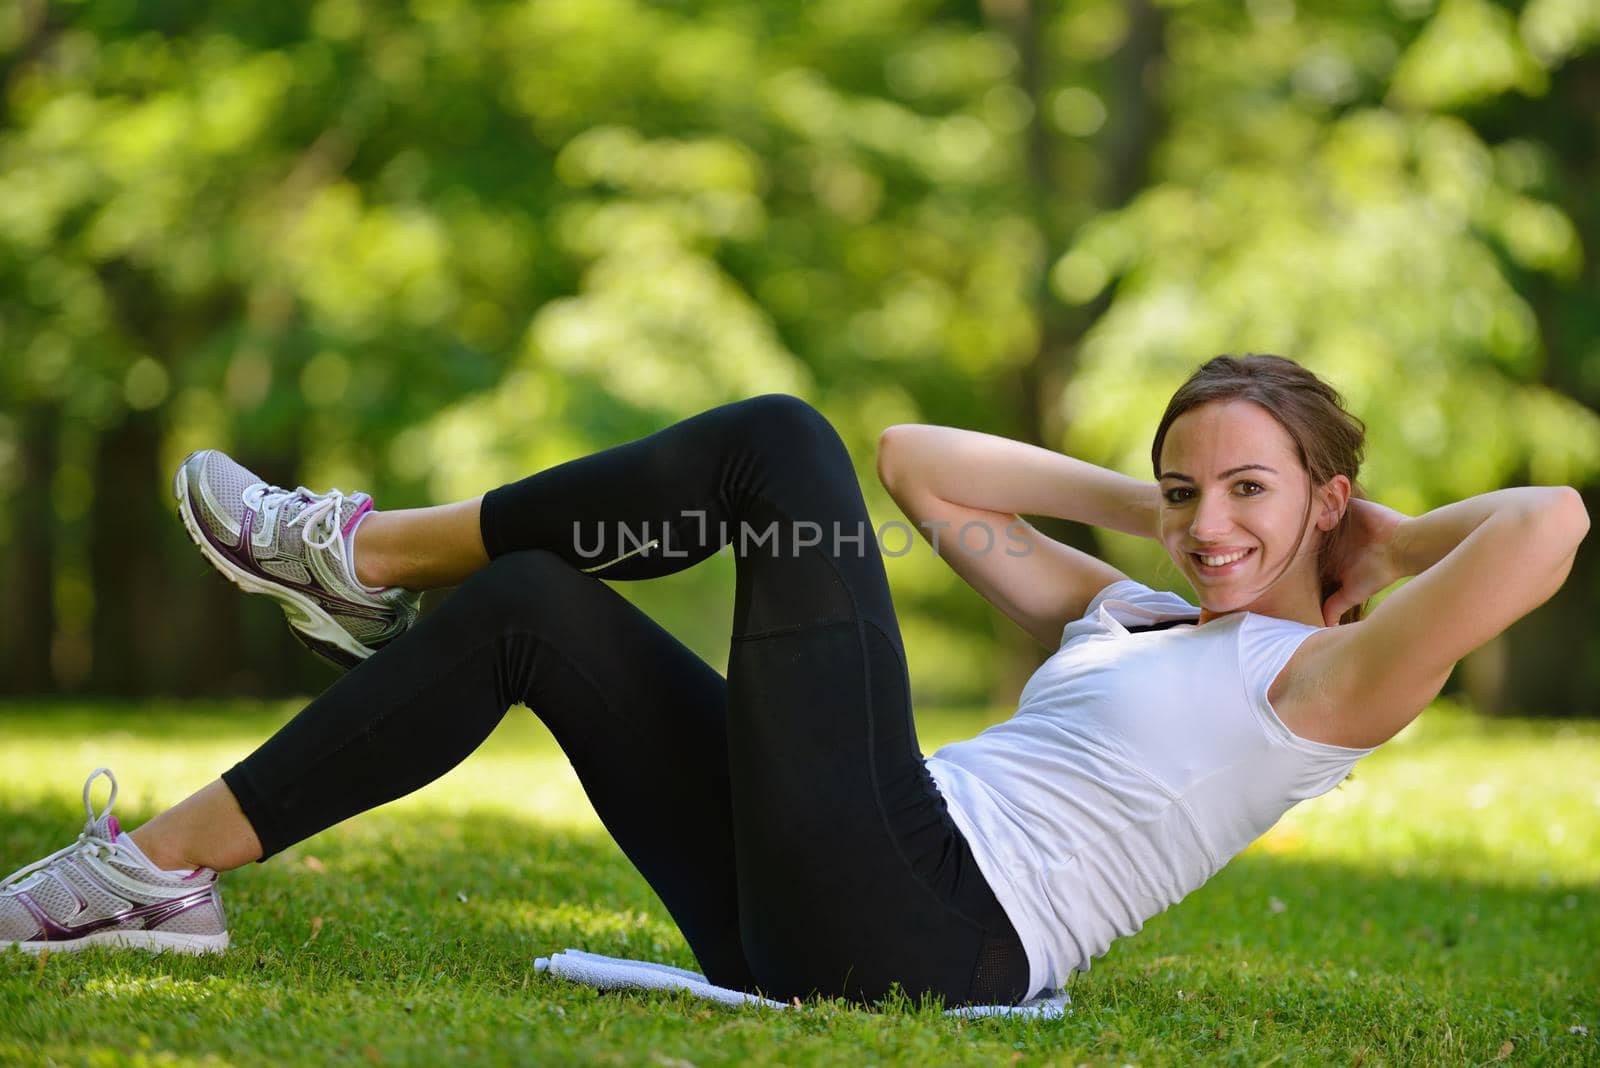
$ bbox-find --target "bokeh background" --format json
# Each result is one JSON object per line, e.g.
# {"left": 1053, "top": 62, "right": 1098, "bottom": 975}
{"left": 2, "top": 0, "right": 1597, "bottom": 716}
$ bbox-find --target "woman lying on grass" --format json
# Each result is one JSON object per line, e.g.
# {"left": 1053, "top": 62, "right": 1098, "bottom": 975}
{"left": 1, "top": 354, "right": 1587, "bottom": 1009}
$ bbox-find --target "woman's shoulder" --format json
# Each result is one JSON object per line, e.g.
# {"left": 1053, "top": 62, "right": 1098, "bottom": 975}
{"left": 1252, "top": 621, "right": 1379, "bottom": 752}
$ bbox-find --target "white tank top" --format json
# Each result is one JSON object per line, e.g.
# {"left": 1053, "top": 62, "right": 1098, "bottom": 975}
{"left": 925, "top": 578, "right": 1375, "bottom": 1000}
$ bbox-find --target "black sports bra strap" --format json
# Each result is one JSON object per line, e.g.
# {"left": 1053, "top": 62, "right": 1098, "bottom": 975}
{"left": 1123, "top": 617, "right": 1200, "bottom": 634}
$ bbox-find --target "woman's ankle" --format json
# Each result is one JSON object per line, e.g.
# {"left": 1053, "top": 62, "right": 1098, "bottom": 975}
{"left": 127, "top": 826, "right": 201, "bottom": 873}
{"left": 351, "top": 511, "right": 396, "bottom": 589}
{"left": 126, "top": 780, "right": 266, "bottom": 873}
{"left": 350, "top": 499, "right": 491, "bottom": 591}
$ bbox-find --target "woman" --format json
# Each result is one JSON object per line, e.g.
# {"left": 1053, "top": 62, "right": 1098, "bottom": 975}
{"left": 1, "top": 355, "right": 1587, "bottom": 1008}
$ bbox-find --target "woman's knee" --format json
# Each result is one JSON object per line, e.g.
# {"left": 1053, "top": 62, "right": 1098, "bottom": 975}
{"left": 445, "top": 549, "right": 583, "bottom": 634}
{"left": 726, "top": 394, "right": 850, "bottom": 470}
{"left": 733, "top": 393, "right": 833, "bottom": 436}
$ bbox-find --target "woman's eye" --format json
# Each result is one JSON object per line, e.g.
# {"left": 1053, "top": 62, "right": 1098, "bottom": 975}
{"left": 1163, "top": 483, "right": 1263, "bottom": 504}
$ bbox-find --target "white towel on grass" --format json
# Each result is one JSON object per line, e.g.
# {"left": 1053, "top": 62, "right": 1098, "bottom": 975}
{"left": 533, "top": 948, "right": 1070, "bottom": 1019}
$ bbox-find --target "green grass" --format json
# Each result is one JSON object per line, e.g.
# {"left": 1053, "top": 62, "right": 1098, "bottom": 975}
{"left": 1, "top": 698, "right": 1597, "bottom": 1066}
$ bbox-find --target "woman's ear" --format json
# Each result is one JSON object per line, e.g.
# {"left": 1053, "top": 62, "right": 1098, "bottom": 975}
{"left": 1316, "top": 474, "right": 1353, "bottom": 531}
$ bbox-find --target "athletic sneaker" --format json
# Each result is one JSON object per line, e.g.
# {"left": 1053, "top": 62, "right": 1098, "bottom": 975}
{"left": 1, "top": 768, "right": 229, "bottom": 955}
{"left": 175, "top": 449, "right": 421, "bottom": 669}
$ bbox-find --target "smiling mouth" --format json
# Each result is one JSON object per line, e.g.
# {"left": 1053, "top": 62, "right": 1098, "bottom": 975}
{"left": 1191, "top": 547, "right": 1256, "bottom": 574}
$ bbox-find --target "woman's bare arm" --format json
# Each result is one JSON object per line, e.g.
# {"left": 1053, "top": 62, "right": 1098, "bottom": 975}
{"left": 1283, "top": 486, "right": 1589, "bottom": 748}
{"left": 1387, "top": 487, "right": 1576, "bottom": 577}
{"left": 876, "top": 425, "right": 1161, "bottom": 647}
{"left": 876, "top": 425, "right": 1161, "bottom": 538}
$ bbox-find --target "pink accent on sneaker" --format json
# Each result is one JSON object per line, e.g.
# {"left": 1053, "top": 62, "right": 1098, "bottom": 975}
{"left": 341, "top": 498, "right": 374, "bottom": 537}
{"left": 107, "top": 816, "right": 121, "bottom": 838}
{"left": 183, "top": 868, "right": 208, "bottom": 881}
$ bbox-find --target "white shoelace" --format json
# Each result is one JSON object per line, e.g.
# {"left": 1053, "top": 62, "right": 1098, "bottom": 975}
{"left": 0, "top": 768, "right": 118, "bottom": 891}
{"left": 242, "top": 482, "right": 350, "bottom": 551}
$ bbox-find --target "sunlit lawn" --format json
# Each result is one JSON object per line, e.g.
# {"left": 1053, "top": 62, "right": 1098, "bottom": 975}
{"left": 1, "top": 698, "right": 1597, "bottom": 1066}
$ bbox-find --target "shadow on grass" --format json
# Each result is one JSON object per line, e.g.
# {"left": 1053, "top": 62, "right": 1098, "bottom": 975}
{"left": 4, "top": 795, "right": 1596, "bottom": 996}
{"left": 5, "top": 699, "right": 1598, "bottom": 1061}
{"left": 4, "top": 795, "right": 1599, "bottom": 1065}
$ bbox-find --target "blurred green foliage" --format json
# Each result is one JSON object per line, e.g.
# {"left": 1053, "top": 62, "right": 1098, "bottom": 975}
{"left": 0, "top": 0, "right": 1596, "bottom": 710}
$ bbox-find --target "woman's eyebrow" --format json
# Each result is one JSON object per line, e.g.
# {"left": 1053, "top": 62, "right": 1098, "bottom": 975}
{"left": 1159, "top": 464, "right": 1279, "bottom": 483}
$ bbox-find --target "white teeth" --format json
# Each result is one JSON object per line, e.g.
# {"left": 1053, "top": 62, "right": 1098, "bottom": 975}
{"left": 1197, "top": 550, "right": 1249, "bottom": 566}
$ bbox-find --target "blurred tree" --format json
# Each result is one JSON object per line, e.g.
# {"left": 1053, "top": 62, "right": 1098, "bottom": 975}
{"left": 1049, "top": 0, "right": 1600, "bottom": 713}
{"left": 0, "top": 0, "right": 1595, "bottom": 715}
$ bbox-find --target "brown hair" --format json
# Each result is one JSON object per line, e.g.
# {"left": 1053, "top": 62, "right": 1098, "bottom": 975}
{"left": 1150, "top": 354, "right": 1370, "bottom": 625}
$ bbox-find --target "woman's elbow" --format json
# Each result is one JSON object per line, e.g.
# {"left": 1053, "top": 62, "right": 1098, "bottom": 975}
{"left": 876, "top": 425, "right": 924, "bottom": 491}
{"left": 1548, "top": 486, "right": 1590, "bottom": 544}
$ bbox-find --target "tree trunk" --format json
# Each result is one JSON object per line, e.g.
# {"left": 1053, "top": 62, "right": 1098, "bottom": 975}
{"left": 1457, "top": 52, "right": 1600, "bottom": 718}
{"left": 1457, "top": 483, "right": 1600, "bottom": 717}
{"left": 987, "top": 0, "right": 1168, "bottom": 707}
{"left": 87, "top": 410, "right": 164, "bottom": 694}
{"left": 2, "top": 404, "right": 58, "bottom": 693}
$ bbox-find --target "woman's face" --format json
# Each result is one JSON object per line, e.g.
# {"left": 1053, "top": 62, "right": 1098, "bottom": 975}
{"left": 1157, "top": 399, "right": 1334, "bottom": 624}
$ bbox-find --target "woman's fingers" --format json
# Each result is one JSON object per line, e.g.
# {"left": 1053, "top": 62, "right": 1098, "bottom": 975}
{"left": 1322, "top": 588, "right": 1347, "bottom": 627}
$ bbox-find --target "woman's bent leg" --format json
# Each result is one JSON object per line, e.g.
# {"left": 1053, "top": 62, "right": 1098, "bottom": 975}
{"left": 481, "top": 394, "right": 1029, "bottom": 1005}
{"left": 216, "top": 549, "right": 756, "bottom": 989}
{"left": 206, "top": 393, "right": 1022, "bottom": 1003}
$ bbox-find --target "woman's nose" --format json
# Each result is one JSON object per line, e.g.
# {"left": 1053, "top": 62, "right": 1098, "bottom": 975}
{"left": 1189, "top": 494, "right": 1234, "bottom": 540}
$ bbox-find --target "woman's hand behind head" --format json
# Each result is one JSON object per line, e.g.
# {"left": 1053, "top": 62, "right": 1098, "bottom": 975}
{"left": 1321, "top": 497, "right": 1409, "bottom": 626}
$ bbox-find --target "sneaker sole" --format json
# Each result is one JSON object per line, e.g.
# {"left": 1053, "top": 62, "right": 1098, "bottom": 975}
{"left": 173, "top": 459, "right": 374, "bottom": 669}
{"left": 5, "top": 929, "right": 229, "bottom": 955}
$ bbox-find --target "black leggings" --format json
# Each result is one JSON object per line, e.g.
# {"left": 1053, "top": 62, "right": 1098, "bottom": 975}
{"left": 221, "top": 394, "right": 1029, "bottom": 1007}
